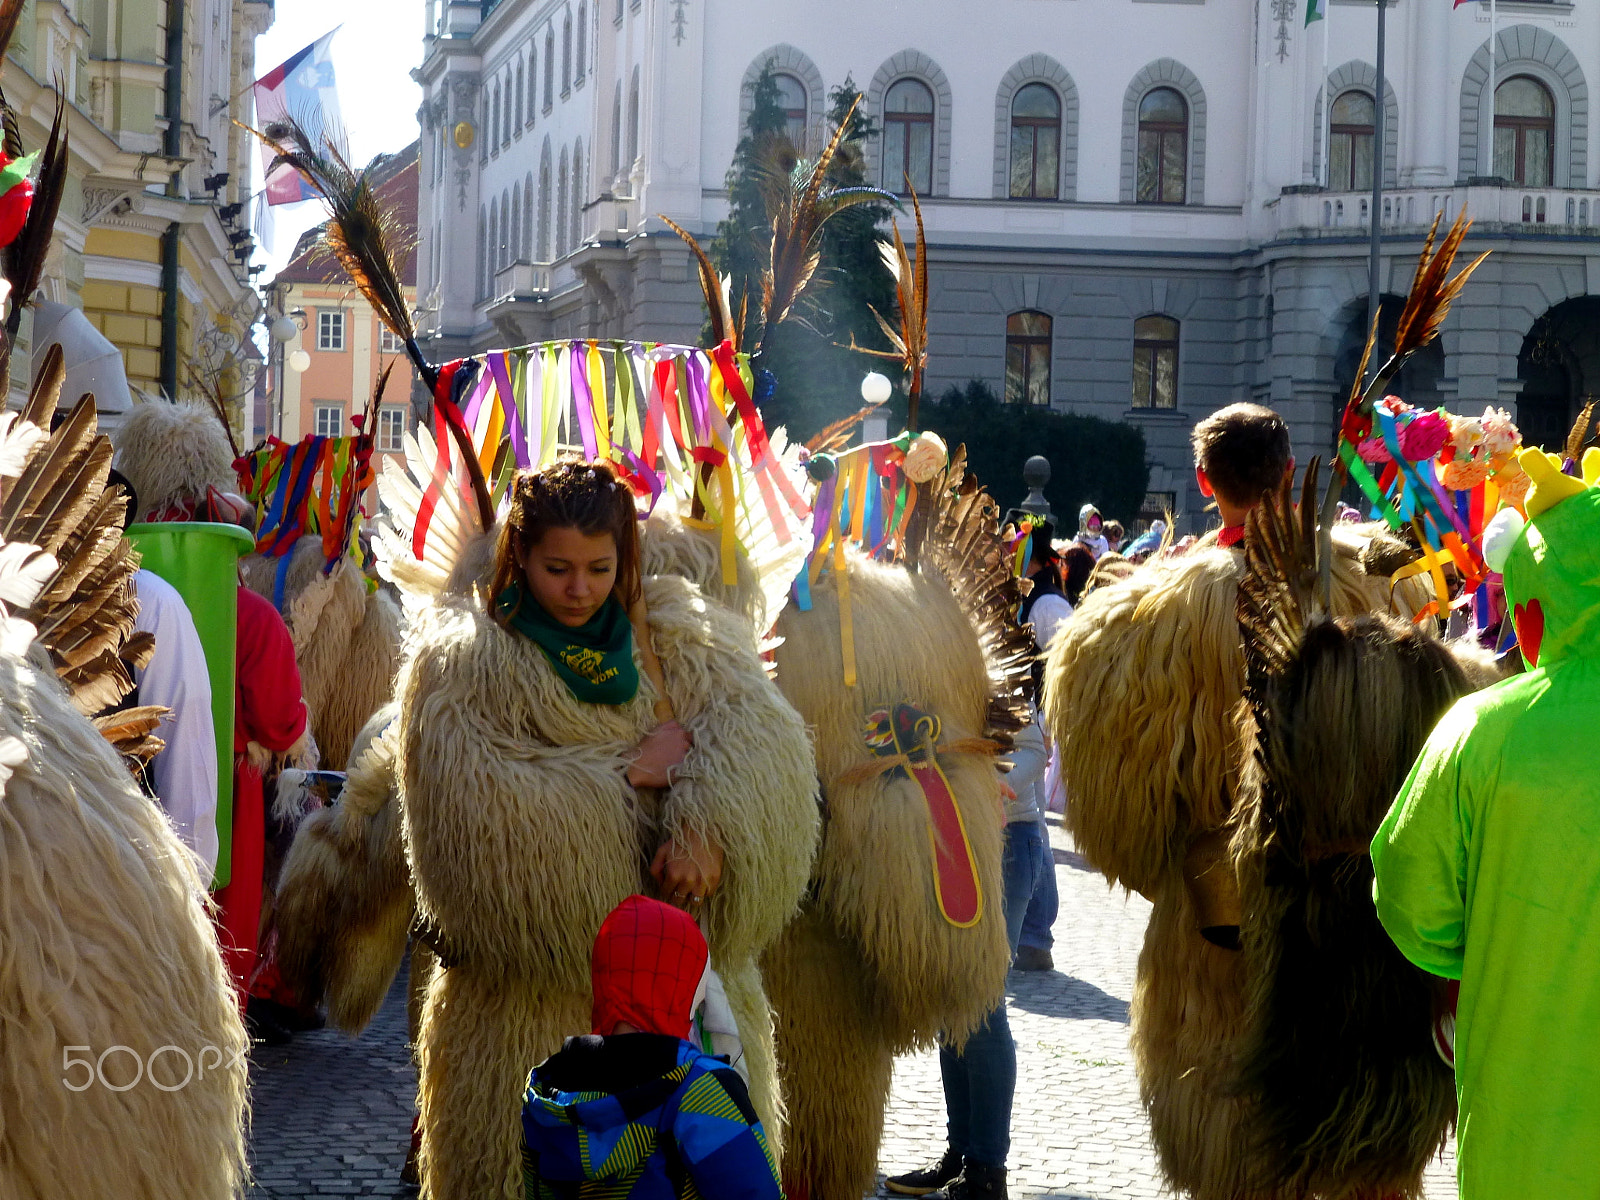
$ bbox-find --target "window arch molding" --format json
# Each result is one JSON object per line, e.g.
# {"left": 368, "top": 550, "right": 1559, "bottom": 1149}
{"left": 1312, "top": 61, "right": 1399, "bottom": 188}
{"left": 739, "top": 45, "right": 824, "bottom": 147}
{"left": 1120, "top": 60, "right": 1206, "bottom": 205}
{"left": 867, "top": 50, "right": 952, "bottom": 196}
{"left": 1458, "top": 24, "right": 1586, "bottom": 186}
{"left": 993, "top": 55, "right": 1077, "bottom": 201}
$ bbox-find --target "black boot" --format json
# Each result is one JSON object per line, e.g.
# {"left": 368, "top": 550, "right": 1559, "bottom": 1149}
{"left": 884, "top": 1147, "right": 963, "bottom": 1196}
{"left": 923, "top": 1159, "right": 1007, "bottom": 1200}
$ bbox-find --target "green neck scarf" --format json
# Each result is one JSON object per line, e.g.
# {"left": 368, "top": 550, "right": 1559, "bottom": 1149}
{"left": 497, "top": 582, "right": 640, "bottom": 705}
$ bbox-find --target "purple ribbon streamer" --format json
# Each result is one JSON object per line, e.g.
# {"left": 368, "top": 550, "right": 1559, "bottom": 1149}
{"left": 486, "top": 351, "right": 530, "bottom": 468}
{"left": 570, "top": 342, "right": 599, "bottom": 459}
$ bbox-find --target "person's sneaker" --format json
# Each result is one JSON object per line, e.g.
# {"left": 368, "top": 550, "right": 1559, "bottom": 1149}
{"left": 1012, "top": 944, "right": 1053, "bottom": 972}
{"left": 885, "top": 1148, "right": 963, "bottom": 1196}
{"left": 923, "top": 1160, "right": 1007, "bottom": 1200}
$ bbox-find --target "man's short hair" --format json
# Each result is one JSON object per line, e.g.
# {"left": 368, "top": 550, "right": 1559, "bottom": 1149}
{"left": 1191, "top": 403, "right": 1291, "bottom": 508}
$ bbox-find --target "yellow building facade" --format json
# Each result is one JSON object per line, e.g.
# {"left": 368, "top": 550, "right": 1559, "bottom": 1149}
{"left": 6, "top": 0, "right": 272, "bottom": 428}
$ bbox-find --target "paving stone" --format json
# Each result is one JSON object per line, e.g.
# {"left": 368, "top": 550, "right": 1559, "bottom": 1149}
{"left": 246, "top": 816, "right": 1458, "bottom": 1199}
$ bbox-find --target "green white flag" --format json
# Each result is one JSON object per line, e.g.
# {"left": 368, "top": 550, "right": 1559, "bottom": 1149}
{"left": 1306, "top": 0, "right": 1326, "bottom": 24}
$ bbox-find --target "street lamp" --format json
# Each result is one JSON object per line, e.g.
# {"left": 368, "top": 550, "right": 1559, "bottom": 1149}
{"left": 267, "top": 306, "right": 308, "bottom": 439}
{"left": 861, "top": 371, "right": 892, "bottom": 444}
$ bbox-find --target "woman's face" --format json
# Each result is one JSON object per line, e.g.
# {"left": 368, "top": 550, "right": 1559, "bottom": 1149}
{"left": 520, "top": 525, "right": 619, "bottom": 627}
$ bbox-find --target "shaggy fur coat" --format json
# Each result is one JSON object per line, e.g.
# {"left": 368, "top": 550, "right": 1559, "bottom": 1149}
{"left": 240, "top": 539, "right": 402, "bottom": 770}
{"left": 0, "top": 653, "right": 248, "bottom": 1200}
{"left": 1041, "top": 532, "right": 1432, "bottom": 1200}
{"left": 112, "top": 401, "right": 236, "bottom": 521}
{"left": 765, "top": 553, "right": 1012, "bottom": 1200}
{"left": 397, "top": 569, "right": 818, "bottom": 1200}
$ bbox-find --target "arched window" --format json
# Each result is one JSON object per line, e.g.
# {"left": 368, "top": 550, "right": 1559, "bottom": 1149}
{"left": 502, "top": 82, "right": 513, "bottom": 147}
{"left": 509, "top": 188, "right": 521, "bottom": 263}
{"left": 1136, "top": 87, "right": 1187, "bottom": 205}
{"left": 477, "top": 205, "right": 487, "bottom": 297}
{"left": 491, "top": 81, "right": 502, "bottom": 151}
{"left": 1009, "top": 83, "right": 1060, "bottom": 200}
{"left": 527, "top": 46, "right": 538, "bottom": 123}
{"left": 1005, "top": 311, "right": 1052, "bottom": 405}
{"left": 611, "top": 81, "right": 623, "bottom": 175}
{"left": 1329, "top": 90, "right": 1375, "bottom": 191}
{"left": 514, "top": 64, "right": 525, "bottom": 136}
{"left": 557, "top": 148, "right": 570, "bottom": 256}
{"left": 523, "top": 175, "right": 535, "bottom": 258}
{"left": 627, "top": 68, "right": 641, "bottom": 165}
{"left": 1495, "top": 75, "right": 1554, "bottom": 186}
{"left": 488, "top": 199, "right": 499, "bottom": 281}
{"left": 774, "top": 72, "right": 808, "bottom": 151}
{"left": 1131, "top": 315, "right": 1180, "bottom": 409}
{"left": 569, "top": 141, "right": 582, "bottom": 249}
{"left": 538, "top": 145, "right": 553, "bottom": 260}
{"left": 576, "top": 3, "right": 587, "bottom": 81}
{"left": 544, "top": 30, "right": 555, "bottom": 109}
{"left": 562, "top": 17, "right": 572, "bottom": 95}
{"left": 883, "top": 78, "right": 934, "bottom": 194}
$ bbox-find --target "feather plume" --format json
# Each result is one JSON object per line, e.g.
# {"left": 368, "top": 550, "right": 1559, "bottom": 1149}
{"left": 1239, "top": 459, "right": 1325, "bottom": 700}
{"left": 804, "top": 399, "right": 887, "bottom": 455}
{"left": 20, "top": 343, "right": 64, "bottom": 428}
{"left": 911, "top": 445, "right": 1036, "bottom": 743}
{"left": 0, "top": 539, "right": 55, "bottom": 608}
{"left": 756, "top": 96, "right": 898, "bottom": 357}
{"left": 92, "top": 706, "right": 168, "bottom": 768}
{"left": 242, "top": 116, "right": 494, "bottom": 530}
{"left": 851, "top": 184, "right": 931, "bottom": 427}
{"left": 1564, "top": 400, "right": 1597, "bottom": 465}
{"left": 0, "top": 410, "right": 46, "bottom": 478}
{"left": 660, "top": 215, "right": 738, "bottom": 352}
{"left": 1, "top": 385, "right": 144, "bottom": 726}
{"left": 2, "top": 89, "right": 69, "bottom": 353}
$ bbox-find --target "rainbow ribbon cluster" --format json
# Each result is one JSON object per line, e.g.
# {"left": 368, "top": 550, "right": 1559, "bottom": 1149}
{"left": 421, "top": 339, "right": 811, "bottom": 586}
{"left": 1338, "top": 397, "right": 1526, "bottom": 625}
{"left": 235, "top": 433, "right": 376, "bottom": 577}
{"left": 794, "top": 436, "right": 928, "bottom": 686}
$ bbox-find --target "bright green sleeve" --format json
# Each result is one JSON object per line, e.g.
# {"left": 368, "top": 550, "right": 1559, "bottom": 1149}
{"left": 1370, "top": 703, "right": 1474, "bottom": 981}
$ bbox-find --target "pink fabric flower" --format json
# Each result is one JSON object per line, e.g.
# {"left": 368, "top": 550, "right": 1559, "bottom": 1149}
{"left": 1356, "top": 436, "right": 1392, "bottom": 464}
{"left": 1441, "top": 457, "right": 1491, "bottom": 491}
{"left": 1398, "top": 410, "right": 1451, "bottom": 462}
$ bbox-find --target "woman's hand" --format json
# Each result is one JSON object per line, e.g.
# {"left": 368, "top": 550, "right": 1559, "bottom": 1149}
{"left": 626, "top": 719, "right": 691, "bottom": 789}
{"left": 650, "top": 827, "right": 725, "bottom": 912}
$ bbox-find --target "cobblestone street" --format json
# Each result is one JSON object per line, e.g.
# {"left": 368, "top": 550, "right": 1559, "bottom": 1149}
{"left": 246, "top": 816, "right": 1459, "bottom": 1198}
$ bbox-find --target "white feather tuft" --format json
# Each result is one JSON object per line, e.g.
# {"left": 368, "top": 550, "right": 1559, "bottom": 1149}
{"left": 0, "top": 539, "right": 58, "bottom": 608}
{"left": 0, "top": 412, "right": 47, "bottom": 479}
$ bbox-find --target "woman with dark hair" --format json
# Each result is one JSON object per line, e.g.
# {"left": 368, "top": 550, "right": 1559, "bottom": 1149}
{"left": 1060, "top": 543, "right": 1096, "bottom": 608}
{"left": 397, "top": 460, "right": 818, "bottom": 1200}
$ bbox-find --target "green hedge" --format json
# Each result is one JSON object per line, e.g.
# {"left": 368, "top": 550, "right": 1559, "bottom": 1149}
{"left": 918, "top": 381, "right": 1150, "bottom": 525}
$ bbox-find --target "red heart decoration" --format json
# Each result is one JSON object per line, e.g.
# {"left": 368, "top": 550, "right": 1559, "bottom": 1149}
{"left": 1514, "top": 598, "right": 1545, "bottom": 667}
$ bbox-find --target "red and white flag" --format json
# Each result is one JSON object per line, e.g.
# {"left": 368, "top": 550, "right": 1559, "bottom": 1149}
{"left": 253, "top": 29, "right": 342, "bottom": 206}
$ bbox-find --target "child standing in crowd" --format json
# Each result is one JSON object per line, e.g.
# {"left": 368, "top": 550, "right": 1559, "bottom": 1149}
{"left": 521, "top": 896, "right": 781, "bottom": 1200}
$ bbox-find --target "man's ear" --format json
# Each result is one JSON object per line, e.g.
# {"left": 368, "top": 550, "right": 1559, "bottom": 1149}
{"left": 1195, "top": 465, "right": 1214, "bottom": 499}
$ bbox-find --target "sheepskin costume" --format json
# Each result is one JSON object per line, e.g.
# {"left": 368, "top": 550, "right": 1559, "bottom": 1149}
{"left": 111, "top": 399, "right": 236, "bottom": 522}
{"left": 764, "top": 552, "right": 1012, "bottom": 1200}
{"left": 394, "top": 534, "right": 818, "bottom": 1200}
{"left": 0, "top": 651, "right": 249, "bottom": 1200}
{"left": 240, "top": 538, "right": 402, "bottom": 770}
{"left": 1041, "top": 527, "right": 1435, "bottom": 1200}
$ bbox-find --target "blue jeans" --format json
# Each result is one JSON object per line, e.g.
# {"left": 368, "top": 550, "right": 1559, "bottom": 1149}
{"left": 1019, "top": 818, "right": 1058, "bottom": 951}
{"left": 939, "top": 820, "right": 1043, "bottom": 1170}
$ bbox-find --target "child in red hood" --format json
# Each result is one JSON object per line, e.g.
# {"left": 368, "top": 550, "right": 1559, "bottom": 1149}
{"left": 521, "top": 896, "right": 780, "bottom": 1200}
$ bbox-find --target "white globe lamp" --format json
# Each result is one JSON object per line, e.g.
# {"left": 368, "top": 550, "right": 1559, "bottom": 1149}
{"left": 287, "top": 348, "right": 311, "bottom": 373}
{"left": 860, "top": 371, "right": 893, "bottom": 405}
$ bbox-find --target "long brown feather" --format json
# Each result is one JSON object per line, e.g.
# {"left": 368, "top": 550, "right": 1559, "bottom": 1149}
{"left": 3, "top": 89, "right": 69, "bottom": 340}
{"left": 1565, "top": 400, "right": 1597, "bottom": 464}
{"left": 660, "top": 215, "right": 736, "bottom": 351}
{"left": 20, "top": 343, "right": 64, "bottom": 427}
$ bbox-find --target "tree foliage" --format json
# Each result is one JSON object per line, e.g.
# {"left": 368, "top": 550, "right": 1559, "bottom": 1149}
{"left": 710, "top": 66, "right": 896, "bottom": 442}
{"left": 918, "top": 380, "right": 1151, "bottom": 523}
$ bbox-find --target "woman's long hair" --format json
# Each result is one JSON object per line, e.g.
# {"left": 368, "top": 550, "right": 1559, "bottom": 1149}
{"left": 1061, "top": 544, "right": 1096, "bottom": 606}
{"left": 486, "top": 460, "right": 642, "bottom": 621}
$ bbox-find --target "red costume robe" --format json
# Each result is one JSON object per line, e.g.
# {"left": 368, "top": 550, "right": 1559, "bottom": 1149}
{"left": 212, "top": 586, "right": 307, "bottom": 995}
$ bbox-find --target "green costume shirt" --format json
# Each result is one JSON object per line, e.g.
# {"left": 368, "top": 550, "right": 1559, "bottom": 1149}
{"left": 1372, "top": 489, "right": 1600, "bottom": 1200}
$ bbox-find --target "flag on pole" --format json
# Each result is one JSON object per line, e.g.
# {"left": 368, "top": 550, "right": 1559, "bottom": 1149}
{"left": 253, "top": 29, "right": 342, "bottom": 206}
{"left": 1306, "top": 0, "right": 1326, "bottom": 24}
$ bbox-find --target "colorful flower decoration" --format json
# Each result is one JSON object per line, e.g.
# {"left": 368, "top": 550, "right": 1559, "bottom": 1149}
{"left": 0, "top": 151, "right": 37, "bottom": 249}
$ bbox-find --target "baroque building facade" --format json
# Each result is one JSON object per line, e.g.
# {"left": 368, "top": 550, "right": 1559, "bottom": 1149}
{"left": 415, "top": 0, "right": 1600, "bottom": 526}
{"left": 6, "top": 0, "right": 270, "bottom": 426}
